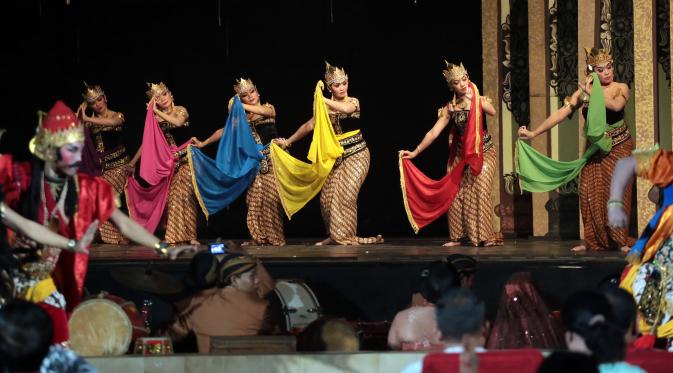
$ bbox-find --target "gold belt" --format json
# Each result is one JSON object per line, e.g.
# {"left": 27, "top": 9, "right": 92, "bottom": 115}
{"left": 607, "top": 123, "right": 631, "bottom": 147}
{"left": 335, "top": 133, "right": 367, "bottom": 166}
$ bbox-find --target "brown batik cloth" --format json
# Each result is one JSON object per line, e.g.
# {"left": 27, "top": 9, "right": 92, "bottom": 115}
{"left": 447, "top": 141, "right": 500, "bottom": 246}
{"left": 99, "top": 165, "right": 127, "bottom": 244}
{"left": 165, "top": 162, "right": 198, "bottom": 244}
{"left": 580, "top": 124, "right": 636, "bottom": 250}
{"left": 320, "top": 148, "right": 382, "bottom": 245}
{"left": 246, "top": 163, "right": 285, "bottom": 246}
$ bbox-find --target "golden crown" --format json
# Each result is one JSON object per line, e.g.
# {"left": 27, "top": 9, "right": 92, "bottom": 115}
{"left": 82, "top": 82, "right": 105, "bottom": 103}
{"left": 145, "top": 82, "right": 169, "bottom": 99}
{"left": 324, "top": 61, "right": 348, "bottom": 85}
{"left": 234, "top": 78, "right": 256, "bottom": 94}
{"left": 584, "top": 47, "right": 612, "bottom": 67}
{"left": 442, "top": 61, "right": 468, "bottom": 82}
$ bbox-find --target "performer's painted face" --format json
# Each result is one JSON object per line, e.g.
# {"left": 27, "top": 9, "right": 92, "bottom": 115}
{"left": 232, "top": 268, "right": 259, "bottom": 293}
{"left": 593, "top": 62, "right": 614, "bottom": 85}
{"left": 54, "top": 141, "right": 84, "bottom": 176}
{"left": 450, "top": 75, "right": 470, "bottom": 97}
{"left": 155, "top": 90, "right": 173, "bottom": 110}
{"left": 239, "top": 88, "right": 260, "bottom": 105}
{"left": 87, "top": 96, "right": 108, "bottom": 115}
{"left": 330, "top": 81, "right": 349, "bottom": 99}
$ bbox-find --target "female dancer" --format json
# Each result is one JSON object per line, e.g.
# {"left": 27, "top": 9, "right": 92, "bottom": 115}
{"left": 399, "top": 62, "right": 500, "bottom": 247}
{"left": 517, "top": 48, "right": 634, "bottom": 252}
{"left": 279, "top": 62, "right": 382, "bottom": 245}
{"left": 128, "top": 82, "right": 199, "bottom": 245}
{"left": 193, "top": 78, "right": 285, "bottom": 246}
{"left": 78, "top": 83, "right": 129, "bottom": 244}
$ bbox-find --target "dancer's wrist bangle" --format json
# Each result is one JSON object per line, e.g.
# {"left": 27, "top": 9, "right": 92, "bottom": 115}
{"left": 154, "top": 241, "right": 169, "bottom": 256}
{"left": 67, "top": 239, "right": 76, "bottom": 250}
{"left": 607, "top": 199, "right": 625, "bottom": 209}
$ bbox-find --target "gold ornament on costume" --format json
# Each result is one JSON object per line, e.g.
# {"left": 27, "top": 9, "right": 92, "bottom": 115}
{"left": 145, "top": 82, "right": 169, "bottom": 99}
{"left": 442, "top": 61, "right": 468, "bottom": 83}
{"left": 233, "top": 78, "right": 256, "bottom": 95}
{"left": 82, "top": 82, "right": 105, "bottom": 103}
{"left": 324, "top": 61, "right": 348, "bottom": 86}
{"left": 584, "top": 47, "right": 612, "bottom": 67}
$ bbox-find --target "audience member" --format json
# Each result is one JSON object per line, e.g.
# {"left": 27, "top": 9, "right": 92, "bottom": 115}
{"left": 0, "top": 299, "right": 96, "bottom": 373}
{"left": 168, "top": 252, "right": 277, "bottom": 353}
{"left": 562, "top": 291, "right": 644, "bottom": 373}
{"left": 601, "top": 287, "right": 639, "bottom": 347}
{"left": 401, "top": 288, "right": 486, "bottom": 373}
{"left": 487, "top": 272, "right": 564, "bottom": 349}
{"left": 296, "top": 317, "right": 360, "bottom": 352}
{"left": 389, "top": 261, "right": 459, "bottom": 350}
{"left": 537, "top": 351, "right": 599, "bottom": 373}
{"left": 446, "top": 254, "right": 477, "bottom": 289}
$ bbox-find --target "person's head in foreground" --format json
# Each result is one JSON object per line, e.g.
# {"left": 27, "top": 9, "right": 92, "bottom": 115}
{"left": 297, "top": 317, "right": 359, "bottom": 352}
{"left": 0, "top": 300, "right": 53, "bottom": 372}
{"left": 436, "top": 288, "right": 485, "bottom": 346}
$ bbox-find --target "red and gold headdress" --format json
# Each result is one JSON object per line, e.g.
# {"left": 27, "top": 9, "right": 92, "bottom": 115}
{"left": 145, "top": 82, "right": 169, "bottom": 99}
{"left": 442, "top": 61, "right": 468, "bottom": 83}
{"left": 82, "top": 82, "right": 105, "bottom": 103}
{"left": 29, "top": 101, "right": 84, "bottom": 160}
{"left": 233, "top": 78, "right": 256, "bottom": 95}
{"left": 324, "top": 61, "right": 348, "bottom": 85}
{"left": 584, "top": 47, "right": 612, "bottom": 68}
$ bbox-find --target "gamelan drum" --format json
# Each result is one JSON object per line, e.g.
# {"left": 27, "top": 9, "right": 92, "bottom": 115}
{"left": 273, "top": 279, "right": 321, "bottom": 332}
{"left": 134, "top": 337, "right": 173, "bottom": 355}
{"left": 68, "top": 292, "right": 149, "bottom": 356}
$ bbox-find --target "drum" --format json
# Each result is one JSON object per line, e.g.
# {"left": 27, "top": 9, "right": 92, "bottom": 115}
{"left": 273, "top": 279, "right": 321, "bottom": 332}
{"left": 133, "top": 337, "right": 173, "bottom": 355}
{"left": 68, "top": 292, "right": 149, "bottom": 356}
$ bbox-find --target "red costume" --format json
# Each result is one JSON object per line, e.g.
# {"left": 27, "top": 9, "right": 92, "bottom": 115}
{"left": 2, "top": 101, "right": 116, "bottom": 344}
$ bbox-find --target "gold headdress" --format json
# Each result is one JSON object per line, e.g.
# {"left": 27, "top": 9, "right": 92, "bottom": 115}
{"left": 233, "top": 78, "right": 256, "bottom": 95}
{"left": 145, "top": 82, "right": 169, "bottom": 99}
{"left": 82, "top": 82, "right": 105, "bottom": 103}
{"left": 584, "top": 47, "right": 612, "bottom": 67}
{"left": 29, "top": 101, "right": 84, "bottom": 161}
{"left": 324, "top": 61, "right": 348, "bottom": 85}
{"left": 442, "top": 61, "right": 468, "bottom": 82}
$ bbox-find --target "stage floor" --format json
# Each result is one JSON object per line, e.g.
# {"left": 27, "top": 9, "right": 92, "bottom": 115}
{"left": 90, "top": 238, "right": 627, "bottom": 263}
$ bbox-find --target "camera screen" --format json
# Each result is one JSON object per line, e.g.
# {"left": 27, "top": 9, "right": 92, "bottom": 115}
{"left": 209, "top": 243, "right": 225, "bottom": 255}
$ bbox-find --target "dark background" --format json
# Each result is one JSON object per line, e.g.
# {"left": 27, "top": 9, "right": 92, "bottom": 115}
{"left": 2, "top": 0, "right": 484, "bottom": 240}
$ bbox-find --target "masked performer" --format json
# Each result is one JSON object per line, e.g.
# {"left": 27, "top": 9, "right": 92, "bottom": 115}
{"left": 2, "top": 101, "right": 193, "bottom": 344}
{"left": 517, "top": 48, "right": 634, "bottom": 252}
{"left": 399, "top": 62, "right": 500, "bottom": 247}
{"left": 609, "top": 148, "right": 673, "bottom": 345}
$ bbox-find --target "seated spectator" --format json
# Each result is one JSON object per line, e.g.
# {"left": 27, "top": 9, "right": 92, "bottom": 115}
{"left": 562, "top": 291, "right": 645, "bottom": 373}
{"left": 401, "top": 288, "right": 486, "bottom": 373}
{"left": 296, "top": 317, "right": 359, "bottom": 352}
{"left": 446, "top": 254, "right": 477, "bottom": 289}
{"left": 487, "top": 272, "right": 564, "bottom": 349}
{"left": 537, "top": 351, "right": 599, "bottom": 373}
{"left": 0, "top": 299, "right": 96, "bottom": 373}
{"left": 601, "top": 287, "right": 640, "bottom": 348}
{"left": 168, "top": 252, "right": 277, "bottom": 353}
{"left": 389, "top": 261, "right": 459, "bottom": 350}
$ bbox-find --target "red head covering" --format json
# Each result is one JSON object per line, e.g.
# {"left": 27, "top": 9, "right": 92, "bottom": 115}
{"left": 29, "top": 101, "right": 84, "bottom": 160}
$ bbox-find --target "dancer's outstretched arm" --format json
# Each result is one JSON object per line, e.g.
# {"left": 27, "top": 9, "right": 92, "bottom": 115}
{"left": 1, "top": 202, "right": 97, "bottom": 254}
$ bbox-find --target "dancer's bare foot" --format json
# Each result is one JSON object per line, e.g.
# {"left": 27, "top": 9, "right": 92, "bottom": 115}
{"left": 241, "top": 241, "right": 254, "bottom": 246}
{"left": 442, "top": 241, "right": 461, "bottom": 247}
{"left": 315, "top": 237, "right": 334, "bottom": 246}
{"left": 620, "top": 246, "right": 631, "bottom": 253}
{"left": 571, "top": 245, "right": 587, "bottom": 252}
